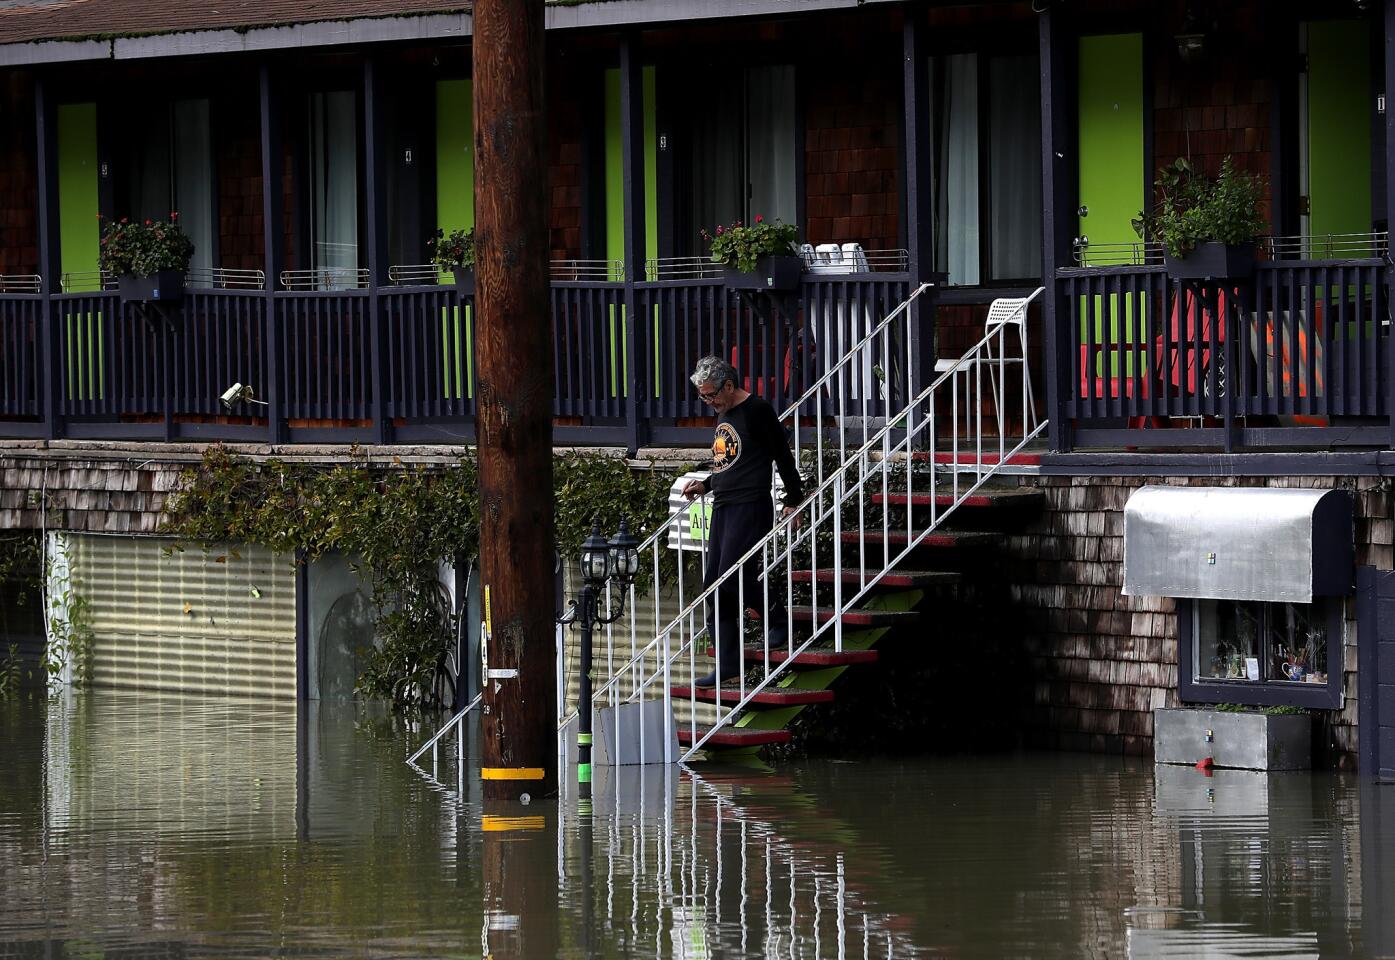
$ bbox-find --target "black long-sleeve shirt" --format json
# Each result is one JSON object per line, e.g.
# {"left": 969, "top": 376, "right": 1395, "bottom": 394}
{"left": 702, "top": 395, "right": 804, "bottom": 506}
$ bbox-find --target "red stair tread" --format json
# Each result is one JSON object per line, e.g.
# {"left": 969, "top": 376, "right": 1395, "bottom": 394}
{"left": 790, "top": 568, "right": 959, "bottom": 589}
{"left": 872, "top": 489, "right": 1043, "bottom": 509}
{"left": 676, "top": 726, "right": 792, "bottom": 748}
{"left": 841, "top": 530, "right": 999, "bottom": 549}
{"left": 911, "top": 450, "right": 1043, "bottom": 466}
{"left": 671, "top": 685, "right": 835, "bottom": 706}
{"left": 789, "top": 605, "right": 919, "bottom": 627}
{"left": 706, "top": 645, "right": 880, "bottom": 667}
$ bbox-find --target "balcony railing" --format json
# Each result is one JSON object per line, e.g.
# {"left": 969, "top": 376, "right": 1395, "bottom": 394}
{"left": 0, "top": 263, "right": 917, "bottom": 448}
{"left": 1057, "top": 233, "right": 1392, "bottom": 451}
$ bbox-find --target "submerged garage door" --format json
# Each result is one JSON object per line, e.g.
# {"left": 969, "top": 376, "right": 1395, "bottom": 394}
{"left": 69, "top": 535, "right": 298, "bottom": 698}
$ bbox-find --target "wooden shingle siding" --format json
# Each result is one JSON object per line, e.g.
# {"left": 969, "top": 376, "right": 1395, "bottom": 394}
{"left": 1005, "top": 474, "right": 1392, "bottom": 767}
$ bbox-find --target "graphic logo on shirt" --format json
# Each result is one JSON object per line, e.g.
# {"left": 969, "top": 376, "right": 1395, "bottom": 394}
{"left": 710, "top": 423, "right": 741, "bottom": 473}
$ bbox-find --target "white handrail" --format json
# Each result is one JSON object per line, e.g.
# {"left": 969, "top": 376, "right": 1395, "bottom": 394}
{"left": 406, "top": 693, "right": 482, "bottom": 771}
{"left": 596, "top": 292, "right": 1042, "bottom": 760}
{"left": 557, "top": 281, "right": 939, "bottom": 734}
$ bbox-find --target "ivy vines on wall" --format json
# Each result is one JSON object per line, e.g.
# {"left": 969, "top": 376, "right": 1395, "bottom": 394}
{"left": 0, "top": 531, "right": 94, "bottom": 697}
{"left": 160, "top": 446, "right": 683, "bottom": 709}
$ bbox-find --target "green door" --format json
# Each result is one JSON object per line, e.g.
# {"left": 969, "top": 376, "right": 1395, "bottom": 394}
{"left": 436, "top": 79, "right": 474, "bottom": 401}
{"left": 1077, "top": 35, "right": 1145, "bottom": 392}
{"left": 603, "top": 67, "right": 659, "bottom": 397}
{"left": 57, "top": 103, "right": 103, "bottom": 403}
{"left": 1305, "top": 20, "right": 1372, "bottom": 245}
{"left": 58, "top": 103, "right": 100, "bottom": 286}
{"left": 1077, "top": 33, "right": 1144, "bottom": 251}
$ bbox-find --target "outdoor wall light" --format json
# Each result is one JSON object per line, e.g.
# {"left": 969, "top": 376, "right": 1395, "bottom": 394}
{"left": 220, "top": 382, "right": 268, "bottom": 409}
{"left": 1174, "top": 3, "right": 1214, "bottom": 65}
{"left": 580, "top": 519, "right": 612, "bottom": 586}
{"left": 608, "top": 517, "right": 640, "bottom": 586}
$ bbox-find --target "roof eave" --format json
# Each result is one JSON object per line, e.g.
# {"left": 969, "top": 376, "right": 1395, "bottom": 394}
{"left": 0, "top": 0, "right": 901, "bottom": 67}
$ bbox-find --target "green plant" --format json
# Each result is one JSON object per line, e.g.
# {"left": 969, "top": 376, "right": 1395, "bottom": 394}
{"left": 43, "top": 541, "right": 93, "bottom": 686}
{"left": 161, "top": 446, "right": 684, "bottom": 710}
{"left": 1132, "top": 157, "right": 1266, "bottom": 259}
{"left": 1215, "top": 703, "right": 1307, "bottom": 716}
{"left": 0, "top": 643, "right": 20, "bottom": 697}
{"left": 701, "top": 216, "right": 799, "bottom": 273}
{"left": 99, "top": 214, "right": 196, "bottom": 277}
{"left": 428, "top": 227, "right": 476, "bottom": 270}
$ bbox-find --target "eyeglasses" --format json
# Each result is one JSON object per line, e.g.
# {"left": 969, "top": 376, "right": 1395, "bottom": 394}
{"left": 697, "top": 385, "right": 723, "bottom": 402}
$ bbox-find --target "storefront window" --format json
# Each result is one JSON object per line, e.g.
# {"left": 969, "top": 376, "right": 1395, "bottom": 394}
{"left": 1183, "top": 598, "right": 1339, "bottom": 708}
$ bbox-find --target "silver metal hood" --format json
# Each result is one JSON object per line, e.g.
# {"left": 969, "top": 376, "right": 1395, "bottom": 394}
{"left": 1122, "top": 486, "right": 1353, "bottom": 602}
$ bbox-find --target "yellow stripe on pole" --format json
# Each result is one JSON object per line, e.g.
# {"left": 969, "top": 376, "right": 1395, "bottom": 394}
{"left": 481, "top": 815, "right": 546, "bottom": 832}
{"left": 480, "top": 767, "right": 547, "bottom": 781}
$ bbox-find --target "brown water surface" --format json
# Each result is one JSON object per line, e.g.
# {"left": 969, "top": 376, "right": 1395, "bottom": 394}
{"left": 0, "top": 692, "right": 1389, "bottom": 958}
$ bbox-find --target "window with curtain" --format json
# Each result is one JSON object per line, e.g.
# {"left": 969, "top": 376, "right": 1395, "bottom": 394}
{"left": 309, "top": 90, "right": 360, "bottom": 290}
{"left": 125, "top": 98, "right": 214, "bottom": 276}
{"left": 172, "top": 99, "right": 213, "bottom": 275}
{"left": 688, "top": 64, "right": 797, "bottom": 250}
{"left": 929, "top": 52, "right": 1042, "bottom": 286}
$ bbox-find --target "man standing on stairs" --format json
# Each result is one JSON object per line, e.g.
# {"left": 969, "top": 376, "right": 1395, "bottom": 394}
{"left": 683, "top": 355, "right": 805, "bottom": 688}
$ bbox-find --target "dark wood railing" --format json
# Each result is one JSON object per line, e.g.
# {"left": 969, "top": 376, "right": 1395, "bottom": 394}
{"left": 1057, "top": 257, "right": 1390, "bottom": 450}
{"left": 0, "top": 273, "right": 913, "bottom": 449}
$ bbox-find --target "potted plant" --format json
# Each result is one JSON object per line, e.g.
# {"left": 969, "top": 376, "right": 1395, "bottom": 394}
{"left": 1133, "top": 157, "right": 1266, "bottom": 280}
{"left": 702, "top": 216, "right": 802, "bottom": 291}
{"left": 100, "top": 214, "right": 194, "bottom": 304}
{"left": 429, "top": 227, "right": 476, "bottom": 296}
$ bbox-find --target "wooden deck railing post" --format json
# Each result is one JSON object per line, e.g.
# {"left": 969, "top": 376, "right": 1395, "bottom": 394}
{"left": 364, "top": 56, "right": 391, "bottom": 444}
{"left": 1038, "top": 3, "right": 1075, "bottom": 452}
{"left": 1385, "top": 0, "right": 1395, "bottom": 449}
{"left": 902, "top": 9, "right": 935, "bottom": 415}
{"left": 34, "top": 75, "right": 62, "bottom": 441}
{"left": 259, "top": 64, "right": 286, "bottom": 444}
{"left": 619, "top": 34, "right": 648, "bottom": 456}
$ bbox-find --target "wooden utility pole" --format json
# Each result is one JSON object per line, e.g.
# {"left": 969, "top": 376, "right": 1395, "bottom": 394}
{"left": 474, "top": 0, "right": 557, "bottom": 800}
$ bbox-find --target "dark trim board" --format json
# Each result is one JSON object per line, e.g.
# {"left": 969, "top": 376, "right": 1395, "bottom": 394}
{"left": 0, "top": 0, "right": 911, "bottom": 66}
{"left": 1040, "top": 449, "right": 1395, "bottom": 477}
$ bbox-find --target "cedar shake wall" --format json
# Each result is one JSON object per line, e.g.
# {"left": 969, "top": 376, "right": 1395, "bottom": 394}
{"left": 0, "top": 73, "right": 37, "bottom": 276}
{"left": 1149, "top": 0, "right": 1274, "bottom": 218}
{"left": 804, "top": 62, "right": 901, "bottom": 252}
{"left": 1006, "top": 473, "right": 1391, "bottom": 769}
{"left": 216, "top": 102, "right": 265, "bottom": 273}
{"left": 549, "top": 67, "right": 583, "bottom": 263}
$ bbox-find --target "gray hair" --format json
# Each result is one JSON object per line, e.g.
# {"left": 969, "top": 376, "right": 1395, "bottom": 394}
{"left": 690, "top": 355, "right": 739, "bottom": 390}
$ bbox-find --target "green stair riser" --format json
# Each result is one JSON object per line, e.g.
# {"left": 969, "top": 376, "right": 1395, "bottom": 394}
{"left": 733, "top": 588, "right": 923, "bottom": 736}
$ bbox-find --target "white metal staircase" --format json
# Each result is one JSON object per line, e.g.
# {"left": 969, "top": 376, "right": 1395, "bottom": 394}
{"left": 569, "top": 283, "right": 1046, "bottom": 764}
{"left": 407, "top": 281, "right": 1043, "bottom": 773}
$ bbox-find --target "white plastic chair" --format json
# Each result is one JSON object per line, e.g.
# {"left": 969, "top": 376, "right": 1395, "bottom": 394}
{"left": 934, "top": 286, "right": 1044, "bottom": 431}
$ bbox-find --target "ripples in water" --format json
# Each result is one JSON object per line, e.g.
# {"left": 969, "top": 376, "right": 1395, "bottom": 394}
{"left": 0, "top": 692, "right": 1389, "bottom": 958}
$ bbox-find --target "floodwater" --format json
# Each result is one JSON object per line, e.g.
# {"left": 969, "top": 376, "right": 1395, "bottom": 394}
{"left": 1, "top": 693, "right": 1391, "bottom": 959}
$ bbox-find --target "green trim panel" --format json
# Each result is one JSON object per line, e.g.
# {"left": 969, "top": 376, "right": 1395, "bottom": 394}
{"left": 1077, "top": 34, "right": 1144, "bottom": 248}
{"left": 604, "top": 66, "right": 658, "bottom": 266}
{"left": 435, "top": 79, "right": 474, "bottom": 240}
{"left": 58, "top": 102, "right": 100, "bottom": 280}
{"left": 1307, "top": 20, "right": 1372, "bottom": 240}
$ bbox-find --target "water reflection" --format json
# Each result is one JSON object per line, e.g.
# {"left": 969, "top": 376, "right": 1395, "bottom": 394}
{"left": 1, "top": 693, "right": 1394, "bottom": 958}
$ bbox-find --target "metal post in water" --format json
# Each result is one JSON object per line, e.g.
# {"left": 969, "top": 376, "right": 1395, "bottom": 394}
{"left": 578, "top": 582, "right": 595, "bottom": 793}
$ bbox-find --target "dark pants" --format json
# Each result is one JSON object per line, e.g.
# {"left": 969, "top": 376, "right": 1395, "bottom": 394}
{"left": 703, "top": 499, "right": 786, "bottom": 672}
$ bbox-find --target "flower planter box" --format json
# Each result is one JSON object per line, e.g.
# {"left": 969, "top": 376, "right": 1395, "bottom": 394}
{"left": 452, "top": 266, "right": 475, "bottom": 297}
{"left": 1163, "top": 242, "right": 1255, "bottom": 281}
{"left": 118, "top": 270, "right": 184, "bottom": 305}
{"left": 723, "top": 255, "right": 803, "bottom": 292}
{"left": 1154, "top": 707, "right": 1311, "bottom": 771}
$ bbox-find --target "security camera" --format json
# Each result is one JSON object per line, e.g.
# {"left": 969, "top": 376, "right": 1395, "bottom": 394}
{"left": 220, "top": 382, "right": 246, "bottom": 409}
{"left": 220, "top": 383, "right": 268, "bottom": 409}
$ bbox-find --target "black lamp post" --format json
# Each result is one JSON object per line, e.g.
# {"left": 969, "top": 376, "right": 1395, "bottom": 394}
{"left": 558, "top": 515, "right": 640, "bottom": 791}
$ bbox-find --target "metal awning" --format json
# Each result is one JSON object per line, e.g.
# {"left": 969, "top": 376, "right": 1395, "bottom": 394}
{"left": 1122, "top": 486, "right": 1353, "bottom": 603}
